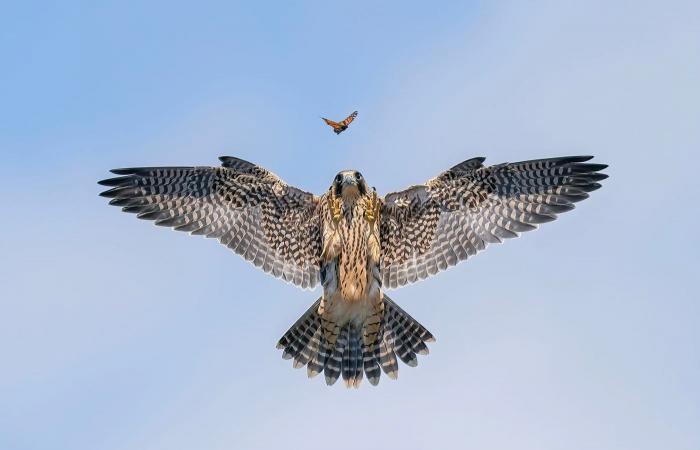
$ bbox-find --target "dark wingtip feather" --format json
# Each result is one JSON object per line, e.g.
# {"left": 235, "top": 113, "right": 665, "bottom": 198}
{"left": 110, "top": 168, "right": 138, "bottom": 175}
{"left": 546, "top": 203, "right": 575, "bottom": 214}
{"left": 584, "top": 173, "right": 609, "bottom": 182}
{"left": 568, "top": 191, "right": 590, "bottom": 202}
{"left": 533, "top": 214, "right": 557, "bottom": 224}
{"left": 561, "top": 155, "right": 594, "bottom": 163}
{"left": 99, "top": 188, "right": 120, "bottom": 198}
{"left": 219, "top": 156, "right": 257, "bottom": 171}
{"left": 573, "top": 163, "right": 608, "bottom": 173}
{"left": 450, "top": 156, "right": 486, "bottom": 172}
{"left": 110, "top": 166, "right": 192, "bottom": 175}
{"left": 99, "top": 175, "right": 134, "bottom": 187}
{"left": 100, "top": 186, "right": 141, "bottom": 198}
{"left": 579, "top": 182, "right": 602, "bottom": 193}
{"left": 109, "top": 198, "right": 133, "bottom": 206}
{"left": 122, "top": 206, "right": 143, "bottom": 214}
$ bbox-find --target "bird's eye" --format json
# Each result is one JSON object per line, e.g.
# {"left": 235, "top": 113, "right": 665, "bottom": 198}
{"left": 335, "top": 174, "right": 342, "bottom": 183}
{"left": 355, "top": 172, "right": 362, "bottom": 180}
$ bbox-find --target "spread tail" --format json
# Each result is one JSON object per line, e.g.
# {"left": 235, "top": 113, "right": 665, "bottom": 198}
{"left": 276, "top": 295, "right": 434, "bottom": 388}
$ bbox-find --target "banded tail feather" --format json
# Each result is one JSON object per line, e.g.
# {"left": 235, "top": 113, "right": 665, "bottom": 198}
{"left": 277, "top": 295, "right": 434, "bottom": 388}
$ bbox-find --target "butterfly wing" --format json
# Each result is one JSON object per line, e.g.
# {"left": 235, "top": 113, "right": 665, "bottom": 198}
{"left": 340, "top": 111, "right": 358, "bottom": 127}
{"left": 322, "top": 117, "right": 342, "bottom": 130}
{"left": 322, "top": 111, "right": 357, "bottom": 134}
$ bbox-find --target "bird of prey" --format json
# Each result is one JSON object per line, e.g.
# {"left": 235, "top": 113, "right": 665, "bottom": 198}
{"left": 99, "top": 154, "right": 607, "bottom": 388}
{"left": 322, "top": 111, "right": 358, "bottom": 134}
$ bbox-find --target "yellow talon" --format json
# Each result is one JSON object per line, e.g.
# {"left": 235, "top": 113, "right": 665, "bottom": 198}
{"left": 364, "top": 189, "right": 380, "bottom": 225}
{"left": 328, "top": 194, "right": 342, "bottom": 223}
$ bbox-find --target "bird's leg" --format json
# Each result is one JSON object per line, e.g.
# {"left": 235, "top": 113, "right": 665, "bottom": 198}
{"left": 365, "top": 188, "right": 382, "bottom": 263}
{"left": 328, "top": 193, "right": 342, "bottom": 224}
{"left": 364, "top": 188, "right": 380, "bottom": 225}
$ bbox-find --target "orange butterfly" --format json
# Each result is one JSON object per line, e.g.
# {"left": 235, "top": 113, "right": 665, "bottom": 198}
{"left": 322, "top": 111, "right": 358, "bottom": 134}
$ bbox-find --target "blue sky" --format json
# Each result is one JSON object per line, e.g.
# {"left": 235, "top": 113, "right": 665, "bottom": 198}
{"left": 1, "top": 1, "right": 699, "bottom": 449}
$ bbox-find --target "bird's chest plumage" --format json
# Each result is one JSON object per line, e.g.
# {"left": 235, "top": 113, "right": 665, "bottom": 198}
{"left": 321, "top": 201, "right": 381, "bottom": 305}
{"left": 337, "top": 212, "right": 371, "bottom": 300}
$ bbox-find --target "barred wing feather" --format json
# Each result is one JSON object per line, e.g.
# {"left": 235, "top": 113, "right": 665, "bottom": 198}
{"left": 380, "top": 155, "right": 608, "bottom": 289}
{"left": 99, "top": 156, "right": 322, "bottom": 289}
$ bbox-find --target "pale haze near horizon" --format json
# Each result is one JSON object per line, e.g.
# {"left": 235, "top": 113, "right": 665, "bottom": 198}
{"left": 1, "top": 1, "right": 699, "bottom": 449}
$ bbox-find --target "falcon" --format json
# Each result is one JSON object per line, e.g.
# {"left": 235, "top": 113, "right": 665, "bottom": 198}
{"left": 99, "top": 154, "right": 607, "bottom": 387}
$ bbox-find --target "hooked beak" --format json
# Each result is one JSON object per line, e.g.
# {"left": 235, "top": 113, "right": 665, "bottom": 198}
{"left": 339, "top": 173, "right": 361, "bottom": 200}
{"left": 341, "top": 173, "right": 359, "bottom": 187}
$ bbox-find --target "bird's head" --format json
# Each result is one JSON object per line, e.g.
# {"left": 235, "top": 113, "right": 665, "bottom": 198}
{"left": 331, "top": 170, "right": 369, "bottom": 202}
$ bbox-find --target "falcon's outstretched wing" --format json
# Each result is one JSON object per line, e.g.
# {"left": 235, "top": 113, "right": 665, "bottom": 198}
{"left": 379, "top": 155, "right": 608, "bottom": 289}
{"left": 99, "top": 156, "right": 322, "bottom": 289}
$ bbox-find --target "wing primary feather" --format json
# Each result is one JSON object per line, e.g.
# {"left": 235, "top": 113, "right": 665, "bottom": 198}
{"left": 380, "top": 155, "right": 607, "bottom": 288}
{"left": 99, "top": 159, "right": 322, "bottom": 290}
